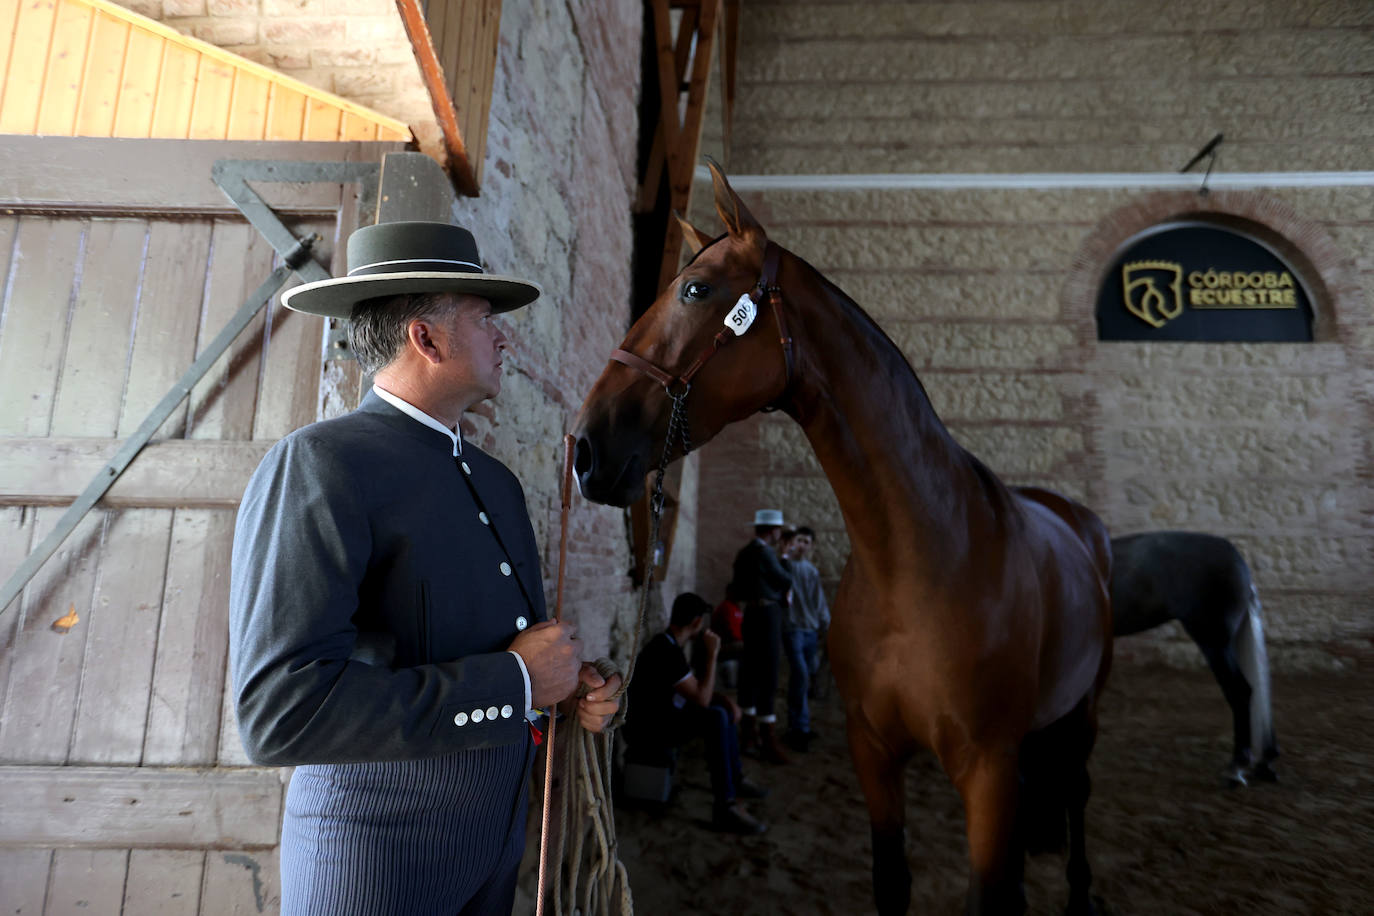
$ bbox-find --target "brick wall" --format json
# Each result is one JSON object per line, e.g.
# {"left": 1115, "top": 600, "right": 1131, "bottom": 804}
{"left": 691, "top": 0, "right": 1374, "bottom": 673}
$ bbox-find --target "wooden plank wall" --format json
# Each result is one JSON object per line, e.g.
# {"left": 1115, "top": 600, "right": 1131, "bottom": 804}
{"left": 0, "top": 137, "right": 394, "bottom": 915}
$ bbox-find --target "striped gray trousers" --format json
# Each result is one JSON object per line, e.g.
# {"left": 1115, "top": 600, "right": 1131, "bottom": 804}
{"left": 280, "top": 740, "right": 533, "bottom": 915}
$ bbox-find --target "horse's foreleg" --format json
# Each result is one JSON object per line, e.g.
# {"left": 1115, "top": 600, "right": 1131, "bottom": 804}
{"left": 849, "top": 722, "right": 911, "bottom": 916}
{"left": 956, "top": 748, "right": 1025, "bottom": 916}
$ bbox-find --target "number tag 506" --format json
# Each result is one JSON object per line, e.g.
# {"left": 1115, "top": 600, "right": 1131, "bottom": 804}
{"left": 724, "top": 294, "right": 758, "bottom": 336}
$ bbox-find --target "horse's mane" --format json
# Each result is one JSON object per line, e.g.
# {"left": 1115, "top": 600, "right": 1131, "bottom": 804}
{"left": 785, "top": 246, "right": 1018, "bottom": 514}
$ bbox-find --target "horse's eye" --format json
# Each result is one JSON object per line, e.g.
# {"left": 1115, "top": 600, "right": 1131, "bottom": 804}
{"left": 683, "top": 280, "right": 711, "bottom": 301}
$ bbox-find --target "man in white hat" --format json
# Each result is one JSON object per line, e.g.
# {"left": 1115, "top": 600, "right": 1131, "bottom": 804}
{"left": 726, "top": 508, "right": 794, "bottom": 764}
{"left": 229, "top": 220, "right": 621, "bottom": 914}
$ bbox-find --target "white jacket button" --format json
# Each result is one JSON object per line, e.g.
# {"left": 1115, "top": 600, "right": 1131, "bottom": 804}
{"left": 472, "top": 708, "right": 485, "bottom": 723}
{"left": 454, "top": 712, "right": 468, "bottom": 727}
{"left": 499, "top": 562, "right": 512, "bottom": 576}
{"left": 501, "top": 705, "right": 513, "bottom": 718}
{"left": 516, "top": 616, "right": 528, "bottom": 630}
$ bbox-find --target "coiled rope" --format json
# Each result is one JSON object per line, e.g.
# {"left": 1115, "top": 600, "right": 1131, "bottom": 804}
{"left": 537, "top": 390, "right": 691, "bottom": 916}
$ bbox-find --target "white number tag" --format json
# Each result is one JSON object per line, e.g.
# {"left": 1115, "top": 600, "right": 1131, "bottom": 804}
{"left": 724, "top": 293, "right": 757, "bottom": 336}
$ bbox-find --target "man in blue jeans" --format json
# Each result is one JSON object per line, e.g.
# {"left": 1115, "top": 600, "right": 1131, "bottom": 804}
{"left": 624, "top": 593, "right": 768, "bottom": 834}
{"left": 782, "top": 526, "right": 830, "bottom": 752}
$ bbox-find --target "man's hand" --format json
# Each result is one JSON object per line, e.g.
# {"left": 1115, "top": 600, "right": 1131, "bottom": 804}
{"left": 573, "top": 665, "right": 622, "bottom": 733}
{"left": 701, "top": 628, "right": 721, "bottom": 657}
{"left": 509, "top": 620, "right": 581, "bottom": 709}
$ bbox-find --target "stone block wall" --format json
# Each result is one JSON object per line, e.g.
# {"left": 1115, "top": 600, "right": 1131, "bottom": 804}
{"left": 709, "top": 0, "right": 1374, "bottom": 174}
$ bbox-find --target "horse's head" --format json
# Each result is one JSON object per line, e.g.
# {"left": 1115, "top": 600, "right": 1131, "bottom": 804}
{"left": 572, "top": 161, "right": 793, "bottom": 506}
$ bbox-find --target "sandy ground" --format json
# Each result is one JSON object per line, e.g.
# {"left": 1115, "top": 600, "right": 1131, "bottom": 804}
{"left": 606, "top": 663, "right": 1374, "bottom": 915}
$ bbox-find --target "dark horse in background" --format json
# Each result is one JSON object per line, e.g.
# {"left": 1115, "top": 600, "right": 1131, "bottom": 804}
{"left": 573, "top": 162, "right": 1113, "bottom": 915}
{"left": 1111, "top": 531, "right": 1279, "bottom": 785}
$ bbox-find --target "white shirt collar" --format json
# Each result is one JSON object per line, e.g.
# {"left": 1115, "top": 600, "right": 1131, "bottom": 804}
{"left": 372, "top": 385, "right": 462, "bottom": 457}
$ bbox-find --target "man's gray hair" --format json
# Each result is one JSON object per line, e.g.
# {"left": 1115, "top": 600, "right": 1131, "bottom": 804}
{"left": 347, "top": 291, "right": 458, "bottom": 376}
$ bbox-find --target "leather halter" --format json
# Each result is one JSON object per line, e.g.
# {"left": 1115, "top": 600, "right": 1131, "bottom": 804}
{"left": 609, "top": 243, "right": 794, "bottom": 404}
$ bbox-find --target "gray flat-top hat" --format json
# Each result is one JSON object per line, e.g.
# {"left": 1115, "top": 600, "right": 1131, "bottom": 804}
{"left": 280, "top": 220, "right": 542, "bottom": 319}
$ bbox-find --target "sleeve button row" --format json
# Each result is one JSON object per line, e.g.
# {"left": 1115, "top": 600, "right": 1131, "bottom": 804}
{"left": 456, "top": 706, "right": 514, "bottom": 727}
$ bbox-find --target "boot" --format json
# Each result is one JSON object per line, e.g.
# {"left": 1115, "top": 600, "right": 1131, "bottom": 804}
{"left": 712, "top": 801, "right": 767, "bottom": 835}
{"left": 759, "top": 722, "right": 790, "bottom": 765}
{"left": 739, "top": 714, "right": 760, "bottom": 757}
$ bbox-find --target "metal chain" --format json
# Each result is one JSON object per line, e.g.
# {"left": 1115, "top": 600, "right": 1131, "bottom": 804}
{"left": 618, "top": 385, "right": 692, "bottom": 703}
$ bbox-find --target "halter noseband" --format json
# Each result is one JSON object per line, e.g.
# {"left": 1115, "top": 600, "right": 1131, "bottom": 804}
{"left": 608, "top": 243, "right": 795, "bottom": 409}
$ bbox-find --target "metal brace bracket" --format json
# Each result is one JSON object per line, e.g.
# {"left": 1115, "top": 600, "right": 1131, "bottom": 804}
{"left": 212, "top": 159, "right": 382, "bottom": 362}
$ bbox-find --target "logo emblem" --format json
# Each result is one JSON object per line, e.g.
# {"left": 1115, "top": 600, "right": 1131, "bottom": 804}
{"left": 1121, "top": 260, "right": 1183, "bottom": 328}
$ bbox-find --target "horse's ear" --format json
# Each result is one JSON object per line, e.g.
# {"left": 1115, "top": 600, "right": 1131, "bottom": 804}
{"left": 705, "top": 156, "right": 765, "bottom": 249}
{"left": 674, "top": 211, "right": 713, "bottom": 255}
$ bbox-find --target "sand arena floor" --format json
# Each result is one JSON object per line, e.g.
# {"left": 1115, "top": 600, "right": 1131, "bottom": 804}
{"left": 610, "top": 663, "right": 1373, "bottom": 915}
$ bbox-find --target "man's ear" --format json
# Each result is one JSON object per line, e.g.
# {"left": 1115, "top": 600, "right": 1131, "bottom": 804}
{"left": 406, "top": 317, "right": 443, "bottom": 365}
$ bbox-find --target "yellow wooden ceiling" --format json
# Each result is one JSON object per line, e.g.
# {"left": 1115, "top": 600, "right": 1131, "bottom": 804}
{"left": 0, "top": 0, "right": 411, "bottom": 142}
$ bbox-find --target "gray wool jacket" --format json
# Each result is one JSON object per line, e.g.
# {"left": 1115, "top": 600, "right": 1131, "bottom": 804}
{"left": 229, "top": 391, "right": 546, "bottom": 766}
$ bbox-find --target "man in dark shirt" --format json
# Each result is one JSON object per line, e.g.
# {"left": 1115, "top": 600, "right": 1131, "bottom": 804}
{"left": 625, "top": 593, "right": 767, "bottom": 834}
{"left": 728, "top": 509, "right": 794, "bottom": 764}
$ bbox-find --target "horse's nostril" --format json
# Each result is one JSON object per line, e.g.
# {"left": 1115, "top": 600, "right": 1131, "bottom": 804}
{"left": 573, "top": 436, "right": 594, "bottom": 476}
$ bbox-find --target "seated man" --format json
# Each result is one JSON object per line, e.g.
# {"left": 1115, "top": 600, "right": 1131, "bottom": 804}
{"left": 624, "top": 593, "right": 768, "bottom": 834}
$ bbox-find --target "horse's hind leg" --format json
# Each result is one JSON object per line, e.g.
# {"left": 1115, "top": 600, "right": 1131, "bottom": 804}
{"left": 1186, "top": 624, "right": 1254, "bottom": 785}
{"left": 955, "top": 748, "right": 1025, "bottom": 915}
{"left": 849, "top": 723, "right": 911, "bottom": 916}
{"left": 1061, "top": 699, "right": 1099, "bottom": 916}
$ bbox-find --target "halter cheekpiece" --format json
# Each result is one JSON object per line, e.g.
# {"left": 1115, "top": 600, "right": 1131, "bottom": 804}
{"left": 608, "top": 243, "right": 795, "bottom": 413}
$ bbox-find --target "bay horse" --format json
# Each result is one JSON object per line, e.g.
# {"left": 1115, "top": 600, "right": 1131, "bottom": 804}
{"left": 1111, "top": 530, "right": 1279, "bottom": 785}
{"left": 572, "top": 161, "right": 1113, "bottom": 915}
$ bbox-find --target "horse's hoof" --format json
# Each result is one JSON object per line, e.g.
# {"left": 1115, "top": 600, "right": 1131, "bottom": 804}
{"left": 1247, "top": 761, "right": 1279, "bottom": 783}
{"left": 1223, "top": 765, "right": 1248, "bottom": 788}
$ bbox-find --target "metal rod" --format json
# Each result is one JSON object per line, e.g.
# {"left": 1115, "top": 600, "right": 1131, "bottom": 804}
{"left": 536, "top": 434, "right": 579, "bottom": 916}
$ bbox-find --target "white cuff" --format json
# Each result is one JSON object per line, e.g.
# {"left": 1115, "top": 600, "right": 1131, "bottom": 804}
{"left": 508, "top": 650, "right": 532, "bottom": 717}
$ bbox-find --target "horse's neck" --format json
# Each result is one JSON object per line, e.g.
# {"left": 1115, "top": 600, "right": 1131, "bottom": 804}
{"left": 784, "top": 272, "right": 999, "bottom": 575}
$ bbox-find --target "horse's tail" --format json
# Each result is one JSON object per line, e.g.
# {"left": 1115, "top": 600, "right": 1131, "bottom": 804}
{"left": 1232, "top": 582, "right": 1274, "bottom": 759}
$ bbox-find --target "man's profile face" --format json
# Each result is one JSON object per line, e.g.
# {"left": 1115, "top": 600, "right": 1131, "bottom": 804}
{"left": 441, "top": 294, "right": 507, "bottom": 402}
{"left": 787, "top": 533, "right": 812, "bottom": 559}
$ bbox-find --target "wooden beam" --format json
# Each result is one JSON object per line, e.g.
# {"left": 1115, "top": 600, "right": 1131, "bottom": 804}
{"left": 394, "top": 0, "right": 479, "bottom": 197}
{"left": 0, "top": 438, "right": 270, "bottom": 508}
{"left": 0, "top": 766, "right": 283, "bottom": 849}
{"left": 0, "top": 136, "right": 402, "bottom": 214}
{"left": 656, "top": 0, "right": 721, "bottom": 292}
{"left": 650, "top": 0, "right": 683, "bottom": 213}
{"left": 395, "top": 0, "right": 473, "bottom": 191}
{"left": 720, "top": 0, "right": 740, "bottom": 167}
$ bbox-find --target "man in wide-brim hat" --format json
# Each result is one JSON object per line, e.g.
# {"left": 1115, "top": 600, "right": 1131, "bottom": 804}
{"left": 229, "top": 221, "right": 621, "bottom": 914}
{"left": 727, "top": 507, "right": 795, "bottom": 765}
